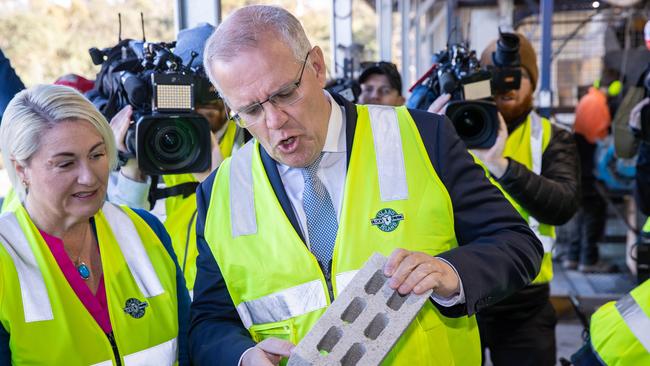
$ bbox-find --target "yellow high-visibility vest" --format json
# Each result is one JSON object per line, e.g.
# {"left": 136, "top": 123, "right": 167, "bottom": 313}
{"left": 478, "top": 112, "right": 555, "bottom": 284}
{"left": 0, "top": 202, "right": 180, "bottom": 365}
{"left": 204, "top": 105, "right": 481, "bottom": 365}
{"left": 590, "top": 279, "right": 650, "bottom": 365}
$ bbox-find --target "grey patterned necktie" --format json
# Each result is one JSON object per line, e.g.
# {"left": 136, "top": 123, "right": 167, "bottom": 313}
{"left": 301, "top": 153, "right": 338, "bottom": 276}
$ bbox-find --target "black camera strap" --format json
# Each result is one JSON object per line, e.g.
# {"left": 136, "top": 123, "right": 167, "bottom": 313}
{"left": 148, "top": 175, "right": 199, "bottom": 208}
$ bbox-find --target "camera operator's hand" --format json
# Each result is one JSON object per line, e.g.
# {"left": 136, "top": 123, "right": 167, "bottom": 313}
{"left": 111, "top": 105, "right": 134, "bottom": 153}
{"left": 427, "top": 93, "right": 451, "bottom": 115}
{"left": 629, "top": 97, "right": 650, "bottom": 133}
{"left": 110, "top": 105, "right": 147, "bottom": 182}
{"left": 470, "top": 113, "right": 509, "bottom": 178}
{"left": 192, "top": 132, "right": 225, "bottom": 182}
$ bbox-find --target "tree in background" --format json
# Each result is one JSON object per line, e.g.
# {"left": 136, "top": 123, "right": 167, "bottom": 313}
{"left": 0, "top": 0, "right": 377, "bottom": 86}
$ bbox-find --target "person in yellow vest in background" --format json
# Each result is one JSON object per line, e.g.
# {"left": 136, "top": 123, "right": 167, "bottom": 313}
{"left": 0, "top": 84, "right": 190, "bottom": 365}
{"left": 570, "top": 278, "right": 650, "bottom": 365}
{"left": 189, "top": 5, "right": 544, "bottom": 366}
{"left": 475, "top": 33, "right": 579, "bottom": 366}
{"left": 107, "top": 24, "right": 243, "bottom": 298}
{"left": 430, "top": 33, "right": 580, "bottom": 365}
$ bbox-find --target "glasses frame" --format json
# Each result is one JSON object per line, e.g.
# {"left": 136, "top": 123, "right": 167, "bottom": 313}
{"left": 228, "top": 50, "right": 311, "bottom": 128}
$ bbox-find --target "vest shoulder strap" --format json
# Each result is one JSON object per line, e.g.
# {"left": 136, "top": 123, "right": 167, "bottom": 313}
{"left": 0, "top": 212, "right": 54, "bottom": 322}
{"left": 366, "top": 105, "right": 409, "bottom": 201}
{"left": 101, "top": 202, "right": 165, "bottom": 298}
{"left": 229, "top": 140, "right": 257, "bottom": 238}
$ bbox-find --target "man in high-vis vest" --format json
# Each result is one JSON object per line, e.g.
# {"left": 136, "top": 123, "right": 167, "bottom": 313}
{"left": 571, "top": 279, "right": 650, "bottom": 365}
{"left": 189, "top": 6, "right": 544, "bottom": 366}
{"left": 471, "top": 34, "right": 580, "bottom": 366}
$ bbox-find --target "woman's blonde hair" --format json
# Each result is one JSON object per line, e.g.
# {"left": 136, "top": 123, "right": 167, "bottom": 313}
{"left": 0, "top": 84, "right": 117, "bottom": 201}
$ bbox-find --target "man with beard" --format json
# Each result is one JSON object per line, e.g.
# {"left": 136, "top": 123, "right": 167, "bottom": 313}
{"left": 471, "top": 33, "right": 580, "bottom": 366}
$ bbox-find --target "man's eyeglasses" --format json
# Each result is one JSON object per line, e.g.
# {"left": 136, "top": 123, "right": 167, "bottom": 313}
{"left": 227, "top": 51, "right": 311, "bottom": 128}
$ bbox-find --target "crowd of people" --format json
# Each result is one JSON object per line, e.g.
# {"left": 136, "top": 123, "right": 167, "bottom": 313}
{"left": 0, "top": 4, "right": 648, "bottom": 366}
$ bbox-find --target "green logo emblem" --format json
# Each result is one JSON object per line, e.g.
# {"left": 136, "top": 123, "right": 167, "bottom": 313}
{"left": 124, "top": 298, "right": 148, "bottom": 319}
{"left": 370, "top": 208, "right": 404, "bottom": 232}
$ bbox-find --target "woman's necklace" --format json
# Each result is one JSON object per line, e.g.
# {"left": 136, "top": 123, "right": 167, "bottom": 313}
{"left": 71, "top": 227, "right": 91, "bottom": 280}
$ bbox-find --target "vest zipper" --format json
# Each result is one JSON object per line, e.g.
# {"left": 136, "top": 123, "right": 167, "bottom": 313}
{"left": 106, "top": 332, "right": 122, "bottom": 366}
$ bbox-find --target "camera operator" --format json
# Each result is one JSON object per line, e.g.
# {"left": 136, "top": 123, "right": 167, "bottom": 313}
{"left": 474, "top": 32, "right": 579, "bottom": 366}
{"left": 357, "top": 61, "right": 405, "bottom": 106}
{"left": 107, "top": 23, "right": 242, "bottom": 298}
{"left": 427, "top": 33, "right": 579, "bottom": 365}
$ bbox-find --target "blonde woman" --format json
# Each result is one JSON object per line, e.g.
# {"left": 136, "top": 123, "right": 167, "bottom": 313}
{"left": 0, "top": 84, "right": 189, "bottom": 365}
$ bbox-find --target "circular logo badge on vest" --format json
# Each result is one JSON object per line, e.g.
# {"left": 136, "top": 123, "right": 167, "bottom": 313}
{"left": 370, "top": 208, "right": 405, "bottom": 232}
{"left": 124, "top": 298, "right": 148, "bottom": 319}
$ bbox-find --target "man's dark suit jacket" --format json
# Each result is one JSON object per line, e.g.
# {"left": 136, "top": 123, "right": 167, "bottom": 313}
{"left": 189, "top": 94, "right": 543, "bottom": 365}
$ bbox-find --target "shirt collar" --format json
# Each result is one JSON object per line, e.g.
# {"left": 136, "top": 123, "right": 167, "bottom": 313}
{"left": 277, "top": 91, "right": 346, "bottom": 174}
{"left": 322, "top": 91, "right": 345, "bottom": 153}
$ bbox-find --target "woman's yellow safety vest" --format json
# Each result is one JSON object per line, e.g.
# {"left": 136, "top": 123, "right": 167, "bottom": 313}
{"left": 480, "top": 112, "right": 555, "bottom": 284}
{"left": 204, "top": 105, "right": 481, "bottom": 365}
{"left": 590, "top": 279, "right": 650, "bottom": 365}
{"left": 0, "top": 202, "right": 179, "bottom": 365}
{"left": 162, "top": 120, "right": 237, "bottom": 296}
{"left": 0, "top": 188, "right": 18, "bottom": 213}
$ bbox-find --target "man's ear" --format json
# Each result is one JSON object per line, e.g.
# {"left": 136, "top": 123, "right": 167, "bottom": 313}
{"left": 310, "top": 46, "right": 327, "bottom": 87}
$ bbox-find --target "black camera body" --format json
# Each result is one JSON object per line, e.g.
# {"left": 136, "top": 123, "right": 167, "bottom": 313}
{"left": 88, "top": 39, "right": 212, "bottom": 175}
{"left": 407, "top": 32, "right": 523, "bottom": 149}
{"left": 407, "top": 43, "right": 499, "bottom": 149}
{"left": 488, "top": 32, "right": 522, "bottom": 94}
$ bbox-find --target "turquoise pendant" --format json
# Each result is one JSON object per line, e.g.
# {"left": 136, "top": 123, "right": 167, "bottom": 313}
{"left": 76, "top": 263, "right": 90, "bottom": 280}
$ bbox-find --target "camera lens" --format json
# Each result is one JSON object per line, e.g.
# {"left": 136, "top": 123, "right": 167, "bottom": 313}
{"left": 160, "top": 130, "right": 182, "bottom": 154}
{"left": 446, "top": 101, "right": 499, "bottom": 149}
{"left": 454, "top": 108, "right": 486, "bottom": 138}
{"left": 144, "top": 118, "right": 201, "bottom": 171}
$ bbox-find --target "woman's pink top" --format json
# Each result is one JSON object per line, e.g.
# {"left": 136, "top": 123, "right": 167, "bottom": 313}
{"left": 40, "top": 229, "right": 112, "bottom": 333}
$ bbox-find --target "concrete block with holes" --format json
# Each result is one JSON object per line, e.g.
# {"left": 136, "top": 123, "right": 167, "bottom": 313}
{"left": 286, "top": 253, "right": 433, "bottom": 366}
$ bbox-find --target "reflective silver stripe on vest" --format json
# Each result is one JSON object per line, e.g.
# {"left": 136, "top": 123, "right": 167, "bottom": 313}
{"left": 236, "top": 279, "right": 328, "bottom": 329}
{"left": 0, "top": 212, "right": 54, "bottom": 322}
{"left": 123, "top": 337, "right": 178, "bottom": 366}
{"left": 230, "top": 141, "right": 257, "bottom": 238}
{"left": 102, "top": 202, "right": 164, "bottom": 298}
{"left": 367, "top": 106, "right": 409, "bottom": 201}
{"left": 528, "top": 112, "right": 554, "bottom": 253}
{"left": 90, "top": 361, "right": 113, "bottom": 366}
{"left": 335, "top": 270, "right": 359, "bottom": 296}
{"left": 615, "top": 293, "right": 650, "bottom": 353}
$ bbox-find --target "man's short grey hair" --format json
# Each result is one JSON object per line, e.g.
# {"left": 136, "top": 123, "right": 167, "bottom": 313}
{"left": 203, "top": 5, "right": 312, "bottom": 91}
{"left": 0, "top": 84, "right": 117, "bottom": 201}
